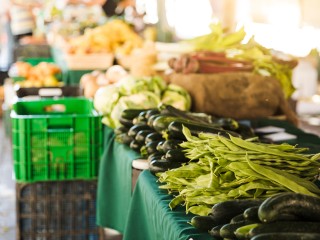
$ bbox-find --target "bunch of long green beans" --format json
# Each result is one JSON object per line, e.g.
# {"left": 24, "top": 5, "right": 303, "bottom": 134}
{"left": 157, "top": 126, "right": 320, "bottom": 216}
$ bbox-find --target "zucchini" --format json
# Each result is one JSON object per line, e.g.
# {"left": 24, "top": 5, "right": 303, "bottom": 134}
{"left": 115, "top": 133, "right": 133, "bottom": 145}
{"left": 121, "top": 108, "right": 147, "bottom": 120}
{"left": 145, "top": 141, "right": 161, "bottom": 155}
{"left": 251, "top": 232, "right": 320, "bottom": 240}
{"left": 147, "top": 113, "right": 173, "bottom": 128}
{"left": 156, "top": 141, "right": 165, "bottom": 153}
{"left": 128, "top": 124, "right": 152, "bottom": 138}
{"left": 114, "top": 126, "right": 129, "bottom": 135}
{"left": 190, "top": 215, "right": 221, "bottom": 232}
{"left": 235, "top": 123, "right": 256, "bottom": 139}
{"left": 220, "top": 220, "right": 257, "bottom": 239}
{"left": 159, "top": 104, "right": 211, "bottom": 124}
{"left": 210, "top": 199, "right": 263, "bottom": 224}
{"left": 147, "top": 152, "right": 164, "bottom": 163}
{"left": 167, "top": 121, "right": 241, "bottom": 140}
{"left": 149, "top": 159, "right": 182, "bottom": 175}
{"left": 133, "top": 110, "right": 149, "bottom": 125}
{"left": 230, "top": 214, "right": 246, "bottom": 223}
{"left": 145, "top": 132, "right": 164, "bottom": 145}
{"left": 258, "top": 192, "right": 320, "bottom": 223}
{"left": 135, "top": 130, "right": 154, "bottom": 143}
{"left": 119, "top": 116, "right": 134, "bottom": 128}
{"left": 129, "top": 140, "right": 143, "bottom": 152}
{"left": 209, "top": 224, "right": 224, "bottom": 239}
{"left": 234, "top": 223, "right": 259, "bottom": 240}
{"left": 249, "top": 221, "right": 320, "bottom": 238}
{"left": 164, "top": 149, "right": 189, "bottom": 163}
{"left": 243, "top": 206, "right": 259, "bottom": 221}
{"left": 152, "top": 115, "right": 179, "bottom": 133}
{"left": 145, "top": 109, "right": 160, "bottom": 120}
{"left": 157, "top": 140, "right": 183, "bottom": 152}
{"left": 213, "top": 118, "right": 239, "bottom": 131}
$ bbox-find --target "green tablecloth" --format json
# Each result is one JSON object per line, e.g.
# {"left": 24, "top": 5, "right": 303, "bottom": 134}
{"left": 123, "top": 170, "right": 212, "bottom": 240}
{"left": 96, "top": 126, "right": 140, "bottom": 232}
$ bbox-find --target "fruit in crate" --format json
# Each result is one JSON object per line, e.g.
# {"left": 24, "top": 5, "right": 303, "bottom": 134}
{"left": 11, "top": 61, "right": 62, "bottom": 87}
{"left": 66, "top": 19, "right": 143, "bottom": 55}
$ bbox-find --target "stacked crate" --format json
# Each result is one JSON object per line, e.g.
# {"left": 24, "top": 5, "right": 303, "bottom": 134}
{"left": 11, "top": 97, "right": 104, "bottom": 239}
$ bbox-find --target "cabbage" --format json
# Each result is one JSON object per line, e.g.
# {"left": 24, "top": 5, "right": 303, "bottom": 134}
{"left": 93, "top": 75, "right": 191, "bottom": 128}
{"left": 161, "top": 84, "right": 192, "bottom": 111}
{"left": 93, "top": 85, "right": 121, "bottom": 114}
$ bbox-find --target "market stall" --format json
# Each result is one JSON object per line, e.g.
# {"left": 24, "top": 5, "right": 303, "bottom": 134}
{"left": 96, "top": 117, "right": 320, "bottom": 239}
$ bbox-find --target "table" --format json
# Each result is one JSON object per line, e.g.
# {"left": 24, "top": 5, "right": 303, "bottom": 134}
{"left": 96, "top": 126, "right": 140, "bottom": 232}
{"left": 123, "top": 170, "right": 212, "bottom": 240}
{"left": 96, "top": 119, "right": 320, "bottom": 237}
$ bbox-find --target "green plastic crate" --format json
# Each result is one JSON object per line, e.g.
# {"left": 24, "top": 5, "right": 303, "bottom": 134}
{"left": 11, "top": 97, "right": 103, "bottom": 182}
{"left": 17, "top": 57, "right": 54, "bottom": 66}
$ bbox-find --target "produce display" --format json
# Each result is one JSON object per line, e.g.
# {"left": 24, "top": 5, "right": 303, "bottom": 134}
{"left": 93, "top": 76, "right": 191, "bottom": 128}
{"left": 9, "top": 61, "right": 62, "bottom": 87}
{"left": 114, "top": 105, "right": 255, "bottom": 172}
{"left": 157, "top": 128, "right": 320, "bottom": 216}
{"left": 190, "top": 193, "right": 320, "bottom": 239}
{"left": 179, "top": 22, "right": 297, "bottom": 99}
{"left": 65, "top": 19, "right": 143, "bottom": 55}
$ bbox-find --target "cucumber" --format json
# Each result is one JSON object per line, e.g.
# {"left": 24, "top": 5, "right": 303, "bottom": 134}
{"left": 234, "top": 223, "right": 259, "bottom": 240}
{"left": 133, "top": 110, "right": 149, "bottom": 125}
{"left": 145, "top": 141, "right": 161, "bottom": 155}
{"left": 115, "top": 133, "right": 133, "bottom": 145}
{"left": 164, "top": 149, "right": 189, "bottom": 163}
{"left": 243, "top": 206, "right": 259, "bottom": 221}
{"left": 213, "top": 118, "right": 239, "bottom": 131}
{"left": 119, "top": 116, "right": 134, "bottom": 128}
{"left": 157, "top": 140, "right": 183, "bottom": 152}
{"left": 235, "top": 123, "right": 256, "bottom": 139}
{"left": 258, "top": 192, "right": 320, "bottom": 223}
{"left": 249, "top": 221, "right": 320, "bottom": 238}
{"left": 210, "top": 199, "right": 263, "bottom": 224}
{"left": 167, "top": 121, "right": 241, "bottom": 140}
{"left": 156, "top": 141, "right": 165, "bottom": 153}
{"left": 135, "top": 130, "right": 154, "bottom": 143}
{"left": 149, "top": 159, "right": 182, "bottom": 174}
{"left": 121, "top": 108, "right": 147, "bottom": 120}
{"left": 230, "top": 214, "right": 246, "bottom": 223}
{"left": 220, "top": 220, "right": 257, "bottom": 239}
{"left": 251, "top": 232, "right": 320, "bottom": 240}
{"left": 209, "top": 224, "right": 224, "bottom": 239}
{"left": 159, "top": 104, "right": 211, "bottom": 124}
{"left": 147, "top": 152, "right": 164, "bottom": 163}
{"left": 152, "top": 115, "right": 180, "bottom": 133}
{"left": 114, "top": 126, "right": 129, "bottom": 135}
{"left": 147, "top": 114, "right": 172, "bottom": 128}
{"left": 129, "top": 139, "right": 143, "bottom": 152}
{"left": 128, "top": 124, "right": 152, "bottom": 138}
{"left": 145, "top": 109, "right": 160, "bottom": 120}
{"left": 190, "top": 215, "right": 221, "bottom": 232}
{"left": 145, "top": 132, "right": 164, "bottom": 145}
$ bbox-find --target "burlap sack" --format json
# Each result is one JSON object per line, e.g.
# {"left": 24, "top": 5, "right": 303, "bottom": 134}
{"left": 169, "top": 72, "right": 297, "bottom": 125}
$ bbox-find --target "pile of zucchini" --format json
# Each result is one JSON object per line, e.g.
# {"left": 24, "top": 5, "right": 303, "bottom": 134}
{"left": 192, "top": 192, "right": 320, "bottom": 240}
{"left": 114, "top": 105, "right": 255, "bottom": 174}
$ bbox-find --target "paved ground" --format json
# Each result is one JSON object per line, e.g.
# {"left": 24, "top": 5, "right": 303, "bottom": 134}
{"left": 0, "top": 119, "right": 16, "bottom": 240}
